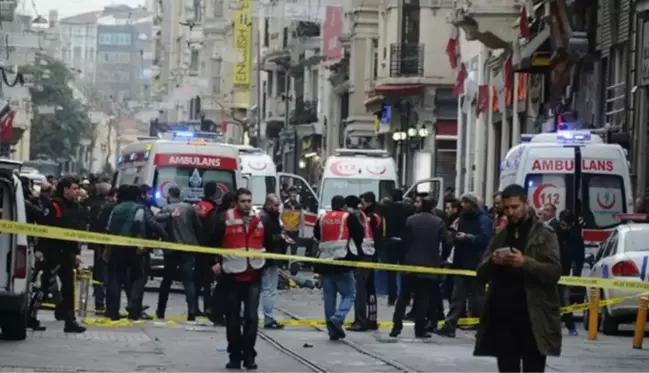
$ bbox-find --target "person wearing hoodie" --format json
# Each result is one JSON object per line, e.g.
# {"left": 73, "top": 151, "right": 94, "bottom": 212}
{"left": 106, "top": 185, "right": 148, "bottom": 321}
{"left": 436, "top": 191, "right": 492, "bottom": 337}
{"left": 155, "top": 186, "right": 202, "bottom": 321}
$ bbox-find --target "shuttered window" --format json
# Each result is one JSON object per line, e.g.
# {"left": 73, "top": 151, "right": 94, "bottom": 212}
{"left": 599, "top": 0, "right": 613, "bottom": 56}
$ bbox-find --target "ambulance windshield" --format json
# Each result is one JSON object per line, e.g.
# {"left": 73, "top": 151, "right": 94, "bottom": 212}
{"left": 153, "top": 166, "right": 236, "bottom": 206}
{"left": 320, "top": 178, "right": 396, "bottom": 208}
{"left": 525, "top": 173, "right": 626, "bottom": 230}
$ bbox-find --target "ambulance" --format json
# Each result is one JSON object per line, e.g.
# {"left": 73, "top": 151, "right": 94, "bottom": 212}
{"left": 499, "top": 131, "right": 633, "bottom": 252}
{"left": 318, "top": 148, "right": 444, "bottom": 213}
{"left": 114, "top": 132, "right": 243, "bottom": 207}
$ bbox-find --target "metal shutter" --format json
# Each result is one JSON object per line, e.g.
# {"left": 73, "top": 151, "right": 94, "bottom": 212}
{"left": 617, "top": 0, "right": 631, "bottom": 44}
{"left": 599, "top": 0, "right": 613, "bottom": 57}
{"left": 435, "top": 150, "right": 456, "bottom": 192}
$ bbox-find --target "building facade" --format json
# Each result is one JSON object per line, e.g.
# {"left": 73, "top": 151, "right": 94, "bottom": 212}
{"left": 58, "top": 11, "right": 100, "bottom": 82}
{"left": 96, "top": 5, "right": 151, "bottom": 105}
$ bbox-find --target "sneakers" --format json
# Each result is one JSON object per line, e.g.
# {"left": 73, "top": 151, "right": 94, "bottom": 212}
{"left": 264, "top": 320, "right": 284, "bottom": 329}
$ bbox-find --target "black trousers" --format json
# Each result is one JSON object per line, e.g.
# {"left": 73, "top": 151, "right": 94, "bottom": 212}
{"left": 385, "top": 239, "right": 402, "bottom": 303}
{"left": 496, "top": 354, "right": 547, "bottom": 372}
{"left": 354, "top": 265, "right": 377, "bottom": 326}
{"left": 40, "top": 250, "right": 76, "bottom": 322}
{"left": 193, "top": 253, "right": 213, "bottom": 312}
{"left": 392, "top": 275, "right": 437, "bottom": 335}
{"left": 157, "top": 251, "right": 197, "bottom": 315}
{"left": 92, "top": 246, "right": 106, "bottom": 308}
{"left": 445, "top": 276, "right": 484, "bottom": 327}
{"left": 106, "top": 252, "right": 148, "bottom": 318}
{"left": 223, "top": 276, "right": 261, "bottom": 361}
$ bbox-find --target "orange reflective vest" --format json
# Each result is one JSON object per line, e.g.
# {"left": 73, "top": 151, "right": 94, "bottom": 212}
{"left": 360, "top": 211, "right": 376, "bottom": 256}
{"left": 319, "top": 210, "right": 356, "bottom": 259}
{"left": 221, "top": 208, "right": 266, "bottom": 273}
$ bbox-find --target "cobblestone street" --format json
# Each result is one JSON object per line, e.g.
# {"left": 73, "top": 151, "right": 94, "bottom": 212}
{"left": 1, "top": 288, "right": 649, "bottom": 372}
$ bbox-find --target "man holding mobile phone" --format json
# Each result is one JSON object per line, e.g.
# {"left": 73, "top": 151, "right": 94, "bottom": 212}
{"left": 473, "top": 184, "right": 562, "bottom": 373}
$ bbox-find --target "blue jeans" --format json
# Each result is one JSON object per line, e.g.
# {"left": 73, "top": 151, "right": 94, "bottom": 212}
{"left": 261, "top": 266, "right": 279, "bottom": 324}
{"left": 321, "top": 271, "right": 356, "bottom": 324}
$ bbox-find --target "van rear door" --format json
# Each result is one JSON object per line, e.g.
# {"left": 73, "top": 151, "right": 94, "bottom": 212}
{"left": 0, "top": 160, "right": 21, "bottom": 290}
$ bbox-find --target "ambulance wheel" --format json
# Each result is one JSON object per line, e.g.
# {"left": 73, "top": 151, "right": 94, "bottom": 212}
{"left": 1, "top": 310, "right": 27, "bottom": 341}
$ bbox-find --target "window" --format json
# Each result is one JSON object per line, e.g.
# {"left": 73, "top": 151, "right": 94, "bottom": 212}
{"left": 262, "top": 84, "right": 267, "bottom": 119}
{"left": 213, "top": 0, "right": 223, "bottom": 17}
{"left": 212, "top": 58, "right": 222, "bottom": 94}
{"left": 194, "top": 0, "right": 202, "bottom": 22}
{"left": 277, "top": 71, "right": 286, "bottom": 94}
{"left": 372, "top": 38, "right": 379, "bottom": 79}
{"left": 524, "top": 173, "right": 627, "bottom": 230}
{"left": 100, "top": 52, "right": 131, "bottom": 63}
{"left": 310, "top": 70, "right": 318, "bottom": 102}
{"left": 268, "top": 73, "right": 274, "bottom": 95}
{"left": 249, "top": 176, "right": 277, "bottom": 206}
{"left": 401, "top": 1, "right": 420, "bottom": 44}
{"left": 320, "top": 179, "right": 396, "bottom": 209}
{"left": 73, "top": 47, "right": 82, "bottom": 60}
{"left": 602, "top": 231, "right": 618, "bottom": 257}
{"left": 282, "top": 27, "right": 288, "bottom": 48}
{"left": 87, "top": 48, "right": 94, "bottom": 59}
{"left": 153, "top": 167, "right": 235, "bottom": 206}
{"left": 190, "top": 50, "right": 199, "bottom": 71}
{"left": 98, "top": 33, "right": 132, "bottom": 45}
{"left": 263, "top": 19, "right": 269, "bottom": 47}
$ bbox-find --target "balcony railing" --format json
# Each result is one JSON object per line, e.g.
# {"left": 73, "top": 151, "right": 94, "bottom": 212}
{"left": 389, "top": 43, "right": 424, "bottom": 78}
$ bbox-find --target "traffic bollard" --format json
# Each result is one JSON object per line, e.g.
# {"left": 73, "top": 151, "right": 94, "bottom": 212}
{"left": 632, "top": 297, "right": 648, "bottom": 349}
{"left": 588, "top": 288, "right": 599, "bottom": 340}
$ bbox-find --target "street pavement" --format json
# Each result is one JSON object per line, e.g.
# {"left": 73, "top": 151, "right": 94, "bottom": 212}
{"left": 1, "top": 287, "right": 649, "bottom": 372}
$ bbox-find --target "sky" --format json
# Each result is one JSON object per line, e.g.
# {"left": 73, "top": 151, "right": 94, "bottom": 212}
{"left": 20, "top": 0, "right": 145, "bottom": 19}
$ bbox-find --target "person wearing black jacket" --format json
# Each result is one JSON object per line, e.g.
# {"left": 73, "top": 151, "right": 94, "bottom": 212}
{"left": 39, "top": 176, "right": 86, "bottom": 333}
{"left": 383, "top": 190, "right": 413, "bottom": 305}
{"left": 390, "top": 196, "right": 453, "bottom": 338}
{"left": 313, "top": 195, "right": 363, "bottom": 340}
{"left": 88, "top": 182, "right": 112, "bottom": 311}
{"left": 208, "top": 191, "right": 236, "bottom": 326}
{"left": 194, "top": 181, "right": 220, "bottom": 316}
{"left": 259, "top": 194, "right": 290, "bottom": 329}
{"left": 556, "top": 209, "right": 583, "bottom": 336}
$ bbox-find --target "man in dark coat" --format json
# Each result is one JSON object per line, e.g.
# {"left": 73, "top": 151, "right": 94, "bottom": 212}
{"left": 474, "top": 184, "right": 562, "bottom": 372}
{"left": 390, "top": 196, "right": 453, "bottom": 338}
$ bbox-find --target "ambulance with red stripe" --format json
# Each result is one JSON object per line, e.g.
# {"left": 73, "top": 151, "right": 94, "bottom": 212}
{"left": 115, "top": 137, "right": 241, "bottom": 207}
{"left": 499, "top": 131, "right": 633, "bottom": 257}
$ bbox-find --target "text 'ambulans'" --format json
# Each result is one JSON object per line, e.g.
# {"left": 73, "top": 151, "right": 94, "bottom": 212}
{"left": 531, "top": 159, "right": 614, "bottom": 172}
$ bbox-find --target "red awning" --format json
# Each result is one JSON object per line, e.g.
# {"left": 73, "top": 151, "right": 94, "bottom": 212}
{"left": 374, "top": 84, "right": 424, "bottom": 93}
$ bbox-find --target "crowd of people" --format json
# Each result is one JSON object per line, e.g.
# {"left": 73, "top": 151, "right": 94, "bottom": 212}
{"left": 18, "top": 173, "right": 586, "bottom": 372}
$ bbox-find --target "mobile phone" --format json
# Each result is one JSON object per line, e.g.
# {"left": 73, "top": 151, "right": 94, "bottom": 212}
{"left": 494, "top": 247, "right": 512, "bottom": 256}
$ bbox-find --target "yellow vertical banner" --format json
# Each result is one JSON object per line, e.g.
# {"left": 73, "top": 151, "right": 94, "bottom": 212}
{"left": 233, "top": 0, "right": 252, "bottom": 88}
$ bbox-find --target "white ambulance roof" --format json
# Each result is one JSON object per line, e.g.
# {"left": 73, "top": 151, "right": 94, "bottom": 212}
{"left": 239, "top": 152, "right": 276, "bottom": 175}
{"left": 323, "top": 149, "right": 397, "bottom": 180}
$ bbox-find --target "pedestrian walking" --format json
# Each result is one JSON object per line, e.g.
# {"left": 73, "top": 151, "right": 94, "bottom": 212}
{"left": 474, "top": 184, "right": 562, "bottom": 372}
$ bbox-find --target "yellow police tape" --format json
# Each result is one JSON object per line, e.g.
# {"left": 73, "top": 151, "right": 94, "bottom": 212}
{"left": 77, "top": 294, "right": 640, "bottom": 329}
{"left": 3, "top": 219, "right": 649, "bottom": 292}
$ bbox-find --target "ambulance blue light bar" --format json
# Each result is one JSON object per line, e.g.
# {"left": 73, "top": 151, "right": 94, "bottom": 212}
{"left": 173, "top": 131, "right": 195, "bottom": 137}
{"left": 556, "top": 130, "right": 591, "bottom": 143}
{"left": 520, "top": 134, "right": 535, "bottom": 143}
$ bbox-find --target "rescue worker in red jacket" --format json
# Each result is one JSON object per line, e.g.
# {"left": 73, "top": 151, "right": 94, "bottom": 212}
{"left": 212, "top": 188, "right": 267, "bottom": 370}
{"left": 313, "top": 195, "right": 363, "bottom": 340}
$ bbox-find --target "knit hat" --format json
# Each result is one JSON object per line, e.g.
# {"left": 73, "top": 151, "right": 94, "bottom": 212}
{"left": 460, "top": 192, "right": 480, "bottom": 207}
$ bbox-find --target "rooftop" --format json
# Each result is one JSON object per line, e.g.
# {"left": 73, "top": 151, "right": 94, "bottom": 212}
{"left": 60, "top": 11, "right": 102, "bottom": 24}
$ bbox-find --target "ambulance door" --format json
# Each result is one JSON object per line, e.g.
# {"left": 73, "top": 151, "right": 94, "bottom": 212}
{"left": 405, "top": 177, "right": 445, "bottom": 210}
{"left": 277, "top": 173, "right": 319, "bottom": 242}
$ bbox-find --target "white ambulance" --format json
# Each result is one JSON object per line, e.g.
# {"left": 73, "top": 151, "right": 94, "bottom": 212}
{"left": 115, "top": 134, "right": 243, "bottom": 207}
{"left": 233, "top": 145, "right": 278, "bottom": 208}
{"left": 500, "top": 131, "right": 633, "bottom": 251}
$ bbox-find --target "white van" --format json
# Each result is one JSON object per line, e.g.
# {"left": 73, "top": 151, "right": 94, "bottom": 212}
{"left": 0, "top": 160, "right": 32, "bottom": 341}
{"left": 500, "top": 131, "right": 633, "bottom": 252}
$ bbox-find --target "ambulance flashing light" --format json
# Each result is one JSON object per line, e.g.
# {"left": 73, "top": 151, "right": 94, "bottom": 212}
{"left": 520, "top": 131, "right": 597, "bottom": 144}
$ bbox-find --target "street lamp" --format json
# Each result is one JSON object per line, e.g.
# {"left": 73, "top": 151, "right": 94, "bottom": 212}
{"left": 392, "top": 131, "right": 406, "bottom": 141}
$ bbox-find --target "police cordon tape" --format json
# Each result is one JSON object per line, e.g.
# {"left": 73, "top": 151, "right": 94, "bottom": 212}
{"left": 79, "top": 293, "right": 635, "bottom": 329}
{"left": 4, "top": 219, "right": 649, "bottom": 292}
